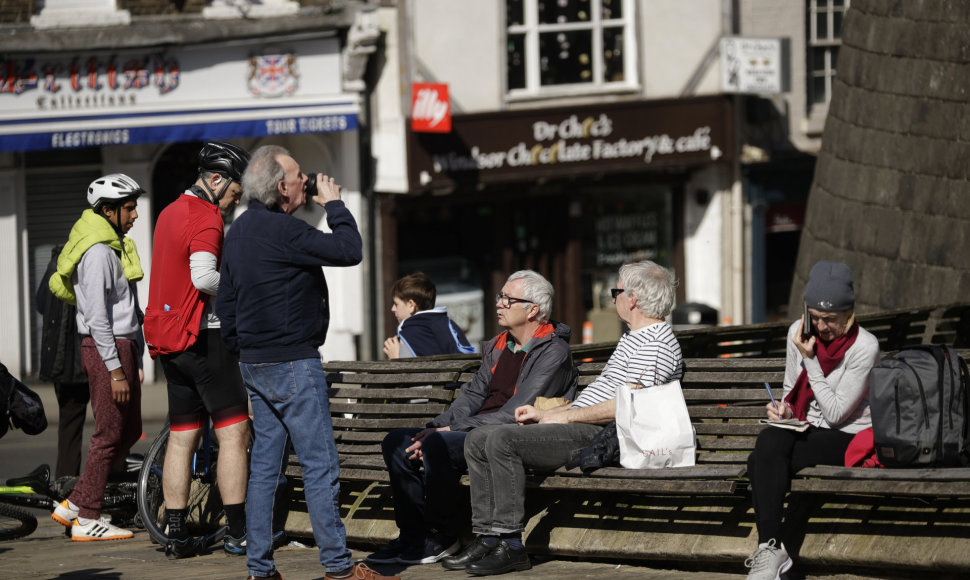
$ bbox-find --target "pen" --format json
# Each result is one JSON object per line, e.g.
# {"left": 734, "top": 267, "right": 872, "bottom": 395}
{"left": 765, "top": 381, "right": 779, "bottom": 411}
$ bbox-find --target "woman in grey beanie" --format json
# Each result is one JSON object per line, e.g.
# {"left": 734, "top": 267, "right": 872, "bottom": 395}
{"left": 743, "top": 261, "right": 880, "bottom": 580}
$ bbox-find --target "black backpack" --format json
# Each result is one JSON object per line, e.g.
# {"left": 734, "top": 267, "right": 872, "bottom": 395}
{"left": 0, "top": 362, "right": 48, "bottom": 438}
{"left": 869, "top": 345, "right": 970, "bottom": 467}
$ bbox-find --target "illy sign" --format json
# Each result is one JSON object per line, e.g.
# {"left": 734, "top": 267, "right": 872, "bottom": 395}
{"left": 411, "top": 82, "right": 451, "bottom": 133}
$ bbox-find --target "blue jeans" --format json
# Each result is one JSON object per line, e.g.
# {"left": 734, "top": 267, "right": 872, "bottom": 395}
{"left": 381, "top": 428, "right": 468, "bottom": 539}
{"left": 241, "top": 359, "right": 352, "bottom": 578}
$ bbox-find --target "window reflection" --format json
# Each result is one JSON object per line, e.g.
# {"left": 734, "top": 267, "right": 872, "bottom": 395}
{"left": 539, "top": 30, "right": 593, "bottom": 85}
{"left": 539, "top": 0, "right": 590, "bottom": 24}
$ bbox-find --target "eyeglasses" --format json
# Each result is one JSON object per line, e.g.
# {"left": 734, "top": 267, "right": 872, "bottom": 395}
{"left": 496, "top": 293, "right": 533, "bottom": 308}
{"left": 610, "top": 288, "right": 625, "bottom": 300}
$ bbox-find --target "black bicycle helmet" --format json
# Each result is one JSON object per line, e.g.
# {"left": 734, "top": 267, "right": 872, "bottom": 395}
{"left": 197, "top": 141, "right": 250, "bottom": 182}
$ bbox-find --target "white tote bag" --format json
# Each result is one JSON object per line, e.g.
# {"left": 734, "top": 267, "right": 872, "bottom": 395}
{"left": 615, "top": 379, "right": 696, "bottom": 469}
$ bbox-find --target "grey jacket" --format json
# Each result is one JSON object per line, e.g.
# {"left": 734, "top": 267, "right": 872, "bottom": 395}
{"left": 74, "top": 244, "right": 142, "bottom": 371}
{"left": 429, "top": 321, "right": 578, "bottom": 432}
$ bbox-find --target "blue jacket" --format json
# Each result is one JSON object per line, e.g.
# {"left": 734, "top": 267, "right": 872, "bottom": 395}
{"left": 397, "top": 307, "right": 476, "bottom": 357}
{"left": 216, "top": 199, "right": 362, "bottom": 363}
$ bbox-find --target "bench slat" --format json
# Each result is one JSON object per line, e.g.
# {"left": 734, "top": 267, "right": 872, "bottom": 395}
{"left": 696, "top": 452, "right": 749, "bottom": 464}
{"left": 340, "top": 454, "right": 387, "bottom": 468}
{"left": 554, "top": 465, "right": 745, "bottom": 479}
{"left": 332, "top": 417, "right": 431, "bottom": 429}
{"left": 333, "top": 432, "right": 390, "bottom": 443}
{"left": 681, "top": 371, "right": 785, "bottom": 383}
{"left": 330, "top": 402, "right": 450, "bottom": 415}
{"left": 796, "top": 465, "right": 970, "bottom": 481}
{"left": 338, "top": 468, "right": 391, "bottom": 483}
{"left": 682, "top": 388, "right": 780, "bottom": 401}
{"left": 326, "top": 372, "right": 462, "bottom": 385}
{"left": 790, "top": 479, "right": 970, "bottom": 497}
{"left": 683, "top": 405, "right": 767, "bottom": 418}
{"left": 696, "top": 437, "right": 757, "bottom": 450}
{"left": 527, "top": 475, "right": 737, "bottom": 495}
{"left": 324, "top": 360, "right": 478, "bottom": 373}
{"left": 693, "top": 422, "right": 766, "bottom": 435}
{"left": 329, "top": 386, "right": 456, "bottom": 400}
{"left": 337, "top": 443, "right": 383, "bottom": 460}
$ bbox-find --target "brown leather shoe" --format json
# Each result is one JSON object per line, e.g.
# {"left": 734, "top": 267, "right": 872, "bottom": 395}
{"left": 246, "top": 573, "right": 283, "bottom": 580}
{"left": 324, "top": 562, "right": 399, "bottom": 580}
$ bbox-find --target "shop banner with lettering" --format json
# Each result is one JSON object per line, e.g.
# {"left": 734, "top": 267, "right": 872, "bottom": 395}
{"left": 0, "top": 36, "right": 359, "bottom": 152}
{"left": 407, "top": 96, "right": 733, "bottom": 190}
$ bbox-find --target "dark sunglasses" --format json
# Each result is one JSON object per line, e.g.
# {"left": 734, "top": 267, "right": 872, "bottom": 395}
{"left": 610, "top": 288, "right": 624, "bottom": 300}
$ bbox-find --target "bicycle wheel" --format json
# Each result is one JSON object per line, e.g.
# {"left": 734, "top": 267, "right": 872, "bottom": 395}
{"left": 137, "top": 426, "right": 226, "bottom": 546}
{"left": 0, "top": 502, "right": 38, "bottom": 541}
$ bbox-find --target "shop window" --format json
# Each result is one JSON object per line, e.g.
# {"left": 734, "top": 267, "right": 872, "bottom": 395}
{"left": 506, "top": 0, "right": 637, "bottom": 97}
{"left": 579, "top": 186, "right": 673, "bottom": 341}
{"left": 807, "top": 0, "right": 849, "bottom": 112}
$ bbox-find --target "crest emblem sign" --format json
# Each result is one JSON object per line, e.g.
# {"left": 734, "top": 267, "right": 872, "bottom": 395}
{"left": 248, "top": 50, "right": 298, "bottom": 97}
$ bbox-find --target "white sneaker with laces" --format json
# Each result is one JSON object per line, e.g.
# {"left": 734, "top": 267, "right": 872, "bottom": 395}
{"left": 51, "top": 499, "right": 79, "bottom": 527}
{"left": 745, "top": 539, "right": 792, "bottom": 580}
{"left": 71, "top": 517, "right": 133, "bottom": 541}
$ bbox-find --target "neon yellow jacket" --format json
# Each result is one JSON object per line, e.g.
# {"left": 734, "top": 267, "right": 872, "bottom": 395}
{"left": 49, "top": 209, "right": 143, "bottom": 305}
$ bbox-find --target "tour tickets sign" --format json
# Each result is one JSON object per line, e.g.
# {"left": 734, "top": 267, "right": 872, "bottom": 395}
{"left": 407, "top": 96, "right": 733, "bottom": 189}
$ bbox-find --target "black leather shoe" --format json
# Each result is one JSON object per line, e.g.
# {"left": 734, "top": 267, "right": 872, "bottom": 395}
{"left": 440, "top": 536, "right": 493, "bottom": 571}
{"left": 245, "top": 573, "right": 282, "bottom": 580}
{"left": 465, "top": 541, "right": 531, "bottom": 576}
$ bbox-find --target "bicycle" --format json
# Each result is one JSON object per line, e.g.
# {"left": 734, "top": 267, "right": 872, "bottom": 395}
{"left": 0, "top": 463, "right": 139, "bottom": 541}
{"left": 137, "top": 417, "right": 292, "bottom": 554}
{"left": 137, "top": 420, "right": 229, "bottom": 548}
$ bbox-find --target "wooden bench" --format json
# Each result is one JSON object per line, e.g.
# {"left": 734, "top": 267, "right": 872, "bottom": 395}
{"left": 278, "top": 352, "right": 970, "bottom": 575}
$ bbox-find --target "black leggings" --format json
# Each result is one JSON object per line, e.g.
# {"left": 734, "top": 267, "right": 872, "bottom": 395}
{"left": 747, "top": 426, "right": 855, "bottom": 544}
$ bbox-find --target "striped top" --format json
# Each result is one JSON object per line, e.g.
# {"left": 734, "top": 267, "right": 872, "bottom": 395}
{"left": 571, "top": 322, "right": 683, "bottom": 408}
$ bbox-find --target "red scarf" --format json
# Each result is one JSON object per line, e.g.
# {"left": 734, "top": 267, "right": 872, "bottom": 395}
{"left": 784, "top": 322, "right": 859, "bottom": 420}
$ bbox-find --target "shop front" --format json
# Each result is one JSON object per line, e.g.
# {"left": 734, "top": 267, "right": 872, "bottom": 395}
{"left": 384, "top": 96, "right": 734, "bottom": 344}
{"left": 0, "top": 33, "right": 364, "bottom": 377}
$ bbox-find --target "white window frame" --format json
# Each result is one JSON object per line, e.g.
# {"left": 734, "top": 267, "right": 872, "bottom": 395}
{"left": 807, "top": 0, "right": 849, "bottom": 112}
{"left": 505, "top": 0, "right": 639, "bottom": 100}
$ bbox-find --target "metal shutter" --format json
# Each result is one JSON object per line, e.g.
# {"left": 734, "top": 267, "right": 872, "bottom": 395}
{"left": 25, "top": 168, "right": 101, "bottom": 375}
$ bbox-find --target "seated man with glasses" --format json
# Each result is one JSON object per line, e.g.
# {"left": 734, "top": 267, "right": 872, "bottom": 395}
{"left": 368, "top": 270, "right": 578, "bottom": 567}
{"left": 445, "top": 261, "right": 683, "bottom": 576}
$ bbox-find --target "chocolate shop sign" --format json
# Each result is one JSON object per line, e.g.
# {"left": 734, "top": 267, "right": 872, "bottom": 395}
{"left": 408, "top": 97, "right": 732, "bottom": 189}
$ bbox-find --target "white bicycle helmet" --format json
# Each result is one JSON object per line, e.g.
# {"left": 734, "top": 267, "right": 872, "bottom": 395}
{"left": 87, "top": 173, "right": 145, "bottom": 210}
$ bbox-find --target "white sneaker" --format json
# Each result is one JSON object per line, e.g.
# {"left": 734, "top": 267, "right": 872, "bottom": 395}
{"left": 71, "top": 517, "right": 133, "bottom": 541}
{"left": 745, "top": 539, "right": 792, "bottom": 580}
{"left": 51, "top": 499, "right": 79, "bottom": 527}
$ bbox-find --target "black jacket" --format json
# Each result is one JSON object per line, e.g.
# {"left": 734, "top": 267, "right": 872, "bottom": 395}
{"left": 35, "top": 245, "right": 86, "bottom": 384}
{"left": 217, "top": 199, "right": 363, "bottom": 363}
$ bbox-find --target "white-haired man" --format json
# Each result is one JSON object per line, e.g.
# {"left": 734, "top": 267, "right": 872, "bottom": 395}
{"left": 216, "top": 145, "right": 396, "bottom": 580}
{"left": 444, "top": 261, "right": 683, "bottom": 575}
{"left": 368, "top": 270, "right": 577, "bottom": 567}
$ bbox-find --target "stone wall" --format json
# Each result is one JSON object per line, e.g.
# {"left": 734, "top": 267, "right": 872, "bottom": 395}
{"left": 789, "top": 0, "right": 970, "bottom": 314}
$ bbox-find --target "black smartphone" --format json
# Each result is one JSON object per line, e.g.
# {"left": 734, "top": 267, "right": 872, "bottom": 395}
{"left": 801, "top": 301, "right": 813, "bottom": 340}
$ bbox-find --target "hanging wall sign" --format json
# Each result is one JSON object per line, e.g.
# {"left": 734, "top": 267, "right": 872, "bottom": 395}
{"left": 411, "top": 82, "right": 451, "bottom": 133}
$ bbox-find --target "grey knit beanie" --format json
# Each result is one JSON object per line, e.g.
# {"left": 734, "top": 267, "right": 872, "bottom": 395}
{"left": 803, "top": 260, "right": 855, "bottom": 311}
